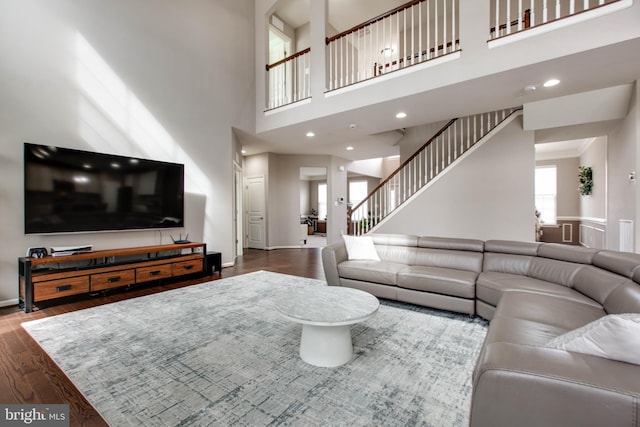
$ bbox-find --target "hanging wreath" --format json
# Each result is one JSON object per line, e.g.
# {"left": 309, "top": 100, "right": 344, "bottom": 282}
{"left": 578, "top": 166, "right": 593, "bottom": 196}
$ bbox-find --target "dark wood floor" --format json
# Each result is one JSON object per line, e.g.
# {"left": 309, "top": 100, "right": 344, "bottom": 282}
{"left": 0, "top": 248, "right": 324, "bottom": 427}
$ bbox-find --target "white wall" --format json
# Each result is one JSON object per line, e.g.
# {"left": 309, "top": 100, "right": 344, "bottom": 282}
{"left": 0, "top": 0, "right": 254, "bottom": 305}
{"left": 579, "top": 137, "right": 607, "bottom": 221}
{"left": 536, "top": 157, "right": 580, "bottom": 218}
{"left": 376, "top": 117, "right": 535, "bottom": 241}
{"left": 608, "top": 82, "right": 639, "bottom": 251}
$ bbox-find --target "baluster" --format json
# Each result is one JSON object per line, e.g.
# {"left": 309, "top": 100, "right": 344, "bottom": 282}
{"left": 402, "top": 8, "right": 407, "bottom": 68}
{"left": 411, "top": 5, "right": 416, "bottom": 65}
{"left": 556, "top": 0, "right": 561, "bottom": 20}
{"left": 543, "top": 0, "right": 548, "bottom": 23}
{"left": 443, "top": 0, "right": 448, "bottom": 52}
{"left": 425, "top": 1, "right": 430, "bottom": 60}
{"left": 332, "top": 41, "right": 336, "bottom": 89}
{"left": 452, "top": 0, "right": 456, "bottom": 50}
{"left": 518, "top": 0, "right": 523, "bottom": 31}
{"left": 506, "top": 0, "right": 511, "bottom": 35}
{"left": 495, "top": 0, "right": 500, "bottom": 37}
{"left": 418, "top": 2, "right": 423, "bottom": 62}
{"left": 448, "top": 122, "right": 453, "bottom": 162}
{"left": 531, "top": 0, "right": 536, "bottom": 27}
{"left": 395, "top": 11, "right": 399, "bottom": 70}
{"left": 453, "top": 119, "right": 458, "bottom": 159}
{"left": 434, "top": 0, "right": 439, "bottom": 56}
{"left": 346, "top": 32, "right": 351, "bottom": 85}
{"left": 570, "top": 0, "right": 575, "bottom": 14}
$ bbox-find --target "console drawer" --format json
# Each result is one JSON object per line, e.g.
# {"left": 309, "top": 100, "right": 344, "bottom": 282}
{"left": 35, "top": 276, "right": 90, "bottom": 302}
{"left": 136, "top": 264, "right": 172, "bottom": 283}
{"left": 91, "top": 269, "right": 136, "bottom": 291}
{"left": 173, "top": 259, "right": 203, "bottom": 277}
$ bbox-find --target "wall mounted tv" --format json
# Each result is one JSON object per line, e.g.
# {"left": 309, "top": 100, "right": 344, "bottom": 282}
{"left": 24, "top": 143, "right": 185, "bottom": 234}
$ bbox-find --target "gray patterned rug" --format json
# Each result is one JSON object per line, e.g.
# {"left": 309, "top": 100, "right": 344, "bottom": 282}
{"left": 22, "top": 270, "right": 488, "bottom": 426}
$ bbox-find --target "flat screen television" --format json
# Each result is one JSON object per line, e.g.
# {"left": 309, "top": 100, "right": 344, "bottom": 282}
{"left": 24, "top": 143, "right": 185, "bottom": 234}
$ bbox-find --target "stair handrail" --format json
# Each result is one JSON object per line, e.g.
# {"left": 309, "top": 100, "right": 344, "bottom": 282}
{"left": 347, "top": 107, "right": 523, "bottom": 234}
{"left": 348, "top": 117, "right": 456, "bottom": 217}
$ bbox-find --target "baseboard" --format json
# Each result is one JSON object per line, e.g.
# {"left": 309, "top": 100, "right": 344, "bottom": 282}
{"left": 0, "top": 298, "right": 18, "bottom": 308}
{"left": 265, "top": 245, "right": 302, "bottom": 250}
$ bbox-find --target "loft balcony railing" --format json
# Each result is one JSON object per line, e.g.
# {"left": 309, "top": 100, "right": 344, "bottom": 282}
{"left": 266, "top": 47, "right": 311, "bottom": 110}
{"left": 348, "top": 107, "right": 522, "bottom": 235}
{"left": 490, "top": 0, "right": 623, "bottom": 39}
{"left": 265, "top": 1, "right": 624, "bottom": 109}
{"left": 326, "top": 0, "right": 460, "bottom": 92}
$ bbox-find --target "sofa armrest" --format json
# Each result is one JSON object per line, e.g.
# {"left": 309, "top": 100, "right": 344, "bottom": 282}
{"left": 471, "top": 342, "right": 640, "bottom": 427}
{"left": 322, "top": 242, "right": 348, "bottom": 286}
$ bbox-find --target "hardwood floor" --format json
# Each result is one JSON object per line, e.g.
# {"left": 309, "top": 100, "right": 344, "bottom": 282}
{"left": 0, "top": 248, "right": 324, "bottom": 427}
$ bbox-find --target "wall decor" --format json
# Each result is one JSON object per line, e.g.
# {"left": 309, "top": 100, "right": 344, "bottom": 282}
{"left": 578, "top": 166, "right": 593, "bottom": 196}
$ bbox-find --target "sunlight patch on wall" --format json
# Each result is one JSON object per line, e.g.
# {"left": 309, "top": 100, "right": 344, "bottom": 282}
{"left": 74, "top": 32, "right": 209, "bottom": 196}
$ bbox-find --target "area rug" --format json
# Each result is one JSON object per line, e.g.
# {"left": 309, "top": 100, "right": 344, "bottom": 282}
{"left": 22, "top": 270, "right": 488, "bottom": 426}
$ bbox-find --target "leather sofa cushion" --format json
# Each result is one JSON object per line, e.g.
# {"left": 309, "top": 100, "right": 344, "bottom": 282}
{"left": 527, "top": 257, "right": 584, "bottom": 287}
{"left": 537, "top": 243, "right": 598, "bottom": 264}
{"left": 370, "top": 233, "right": 419, "bottom": 247}
{"left": 417, "top": 236, "right": 485, "bottom": 252}
{"left": 477, "top": 272, "right": 602, "bottom": 309}
{"left": 483, "top": 253, "right": 533, "bottom": 276}
{"left": 491, "top": 291, "right": 605, "bottom": 335}
{"left": 397, "top": 266, "right": 477, "bottom": 298}
{"left": 592, "top": 250, "right": 640, "bottom": 279}
{"left": 375, "top": 245, "right": 418, "bottom": 265}
{"left": 414, "top": 248, "right": 484, "bottom": 273}
{"left": 603, "top": 282, "right": 640, "bottom": 314}
{"left": 572, "top": 265, "right": 630, "bottom": 306}
{"left": 337, "top": 260, "right": 405, "bottom": 285}
{"left": 484, "top": 239, "right": 540, "bottom": 256}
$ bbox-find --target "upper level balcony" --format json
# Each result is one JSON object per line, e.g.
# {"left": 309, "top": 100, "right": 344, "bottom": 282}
{"left": 252, "top": 0, "right": 640, "bottom": 160}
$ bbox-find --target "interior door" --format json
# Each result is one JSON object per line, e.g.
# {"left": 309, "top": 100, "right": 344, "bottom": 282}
{"left": 246, "top": 176, "right": 266, "bottom": 249}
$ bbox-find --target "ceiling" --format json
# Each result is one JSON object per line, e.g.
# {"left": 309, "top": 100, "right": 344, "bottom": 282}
{"left": 243, "top": 2, "right": 640, "bottom": 161}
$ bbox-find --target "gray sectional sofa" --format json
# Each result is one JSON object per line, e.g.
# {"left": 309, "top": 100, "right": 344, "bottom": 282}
{"left": 321, "top": 234, "right": 640, "bottom": 427}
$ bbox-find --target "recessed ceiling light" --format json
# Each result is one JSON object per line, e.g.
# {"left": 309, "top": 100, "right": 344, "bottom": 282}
{"left": 241, "top": 149, "right": 247, "bottom": 154}
{"left": 306, "top": 131, "right": 315, "bottom": 137}
{"left": 543, "top": 79, "right": 560, "bottom": 87}
{"left": 395, "top": 112, "right": 407, "bottom": 119}
{"left": 346, "top": 146, "right": 354, "bottom": 151}
{"left": 523, "top": 85, "right": 537, "bottom": 93}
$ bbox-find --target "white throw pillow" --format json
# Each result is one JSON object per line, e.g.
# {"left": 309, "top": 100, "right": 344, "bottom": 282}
{"left": 546, "top": 313, "right": 640, "bottom": 365}
{"left": 342, "top": 235, "right": 380, "bottom": 261}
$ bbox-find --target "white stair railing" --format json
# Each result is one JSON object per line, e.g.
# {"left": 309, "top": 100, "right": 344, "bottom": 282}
{"left": 266, "top": 48, "right": 311, "bottom": 110}
{"left": 326, "top": 0, "right": 459, "bottom": 92}
{"left": 348, "top": 107, "right": 522, "bottom": 235}
{"left": 490, "top": 0, "right": 621, "bottom": 39}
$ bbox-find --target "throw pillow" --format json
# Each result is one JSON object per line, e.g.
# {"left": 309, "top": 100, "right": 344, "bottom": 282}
{"left": 342, "top": 235, "right": 380, "bottom": 261}
{"left": 546, "top": 313, "right": 640, "bottom": 365}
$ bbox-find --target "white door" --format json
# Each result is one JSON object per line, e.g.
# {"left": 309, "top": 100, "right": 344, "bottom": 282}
{"left": 246, "top": 176, "right": 266, "bottom": 249}
{"left": 234, "top": 167, "right": 243, "bottom": 257}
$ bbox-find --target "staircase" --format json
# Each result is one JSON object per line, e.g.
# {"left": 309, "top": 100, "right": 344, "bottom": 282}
{"left": 347, "top": 107, "right": 523, "bottom": 235}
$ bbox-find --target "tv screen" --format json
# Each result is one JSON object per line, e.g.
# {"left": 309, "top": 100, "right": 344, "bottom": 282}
{"left": 24, "top": 143, "right": 184, "bottom": 234}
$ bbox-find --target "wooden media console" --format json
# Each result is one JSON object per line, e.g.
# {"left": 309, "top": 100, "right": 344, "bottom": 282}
{"left": 19, "top": 243, "right": 206, "bottom": 313}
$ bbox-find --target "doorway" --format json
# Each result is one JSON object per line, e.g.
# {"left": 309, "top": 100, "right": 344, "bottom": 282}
{"left": 300, "top": 167, "right": 327, "bottom": 248}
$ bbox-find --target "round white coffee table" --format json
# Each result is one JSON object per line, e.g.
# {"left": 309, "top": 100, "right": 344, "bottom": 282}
{"left": 276, "top": 286, "right": 379, "bottom": 367}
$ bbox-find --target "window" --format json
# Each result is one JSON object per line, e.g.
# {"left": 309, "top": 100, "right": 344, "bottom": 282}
{"left": 349, "top": 180, "right": 368, "bottom": 219}
{"left": 317, "top": 183, "right": 327, "bottom": 220}
{"left": 535, "top": 166, "right": 557, "bottom": 225}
